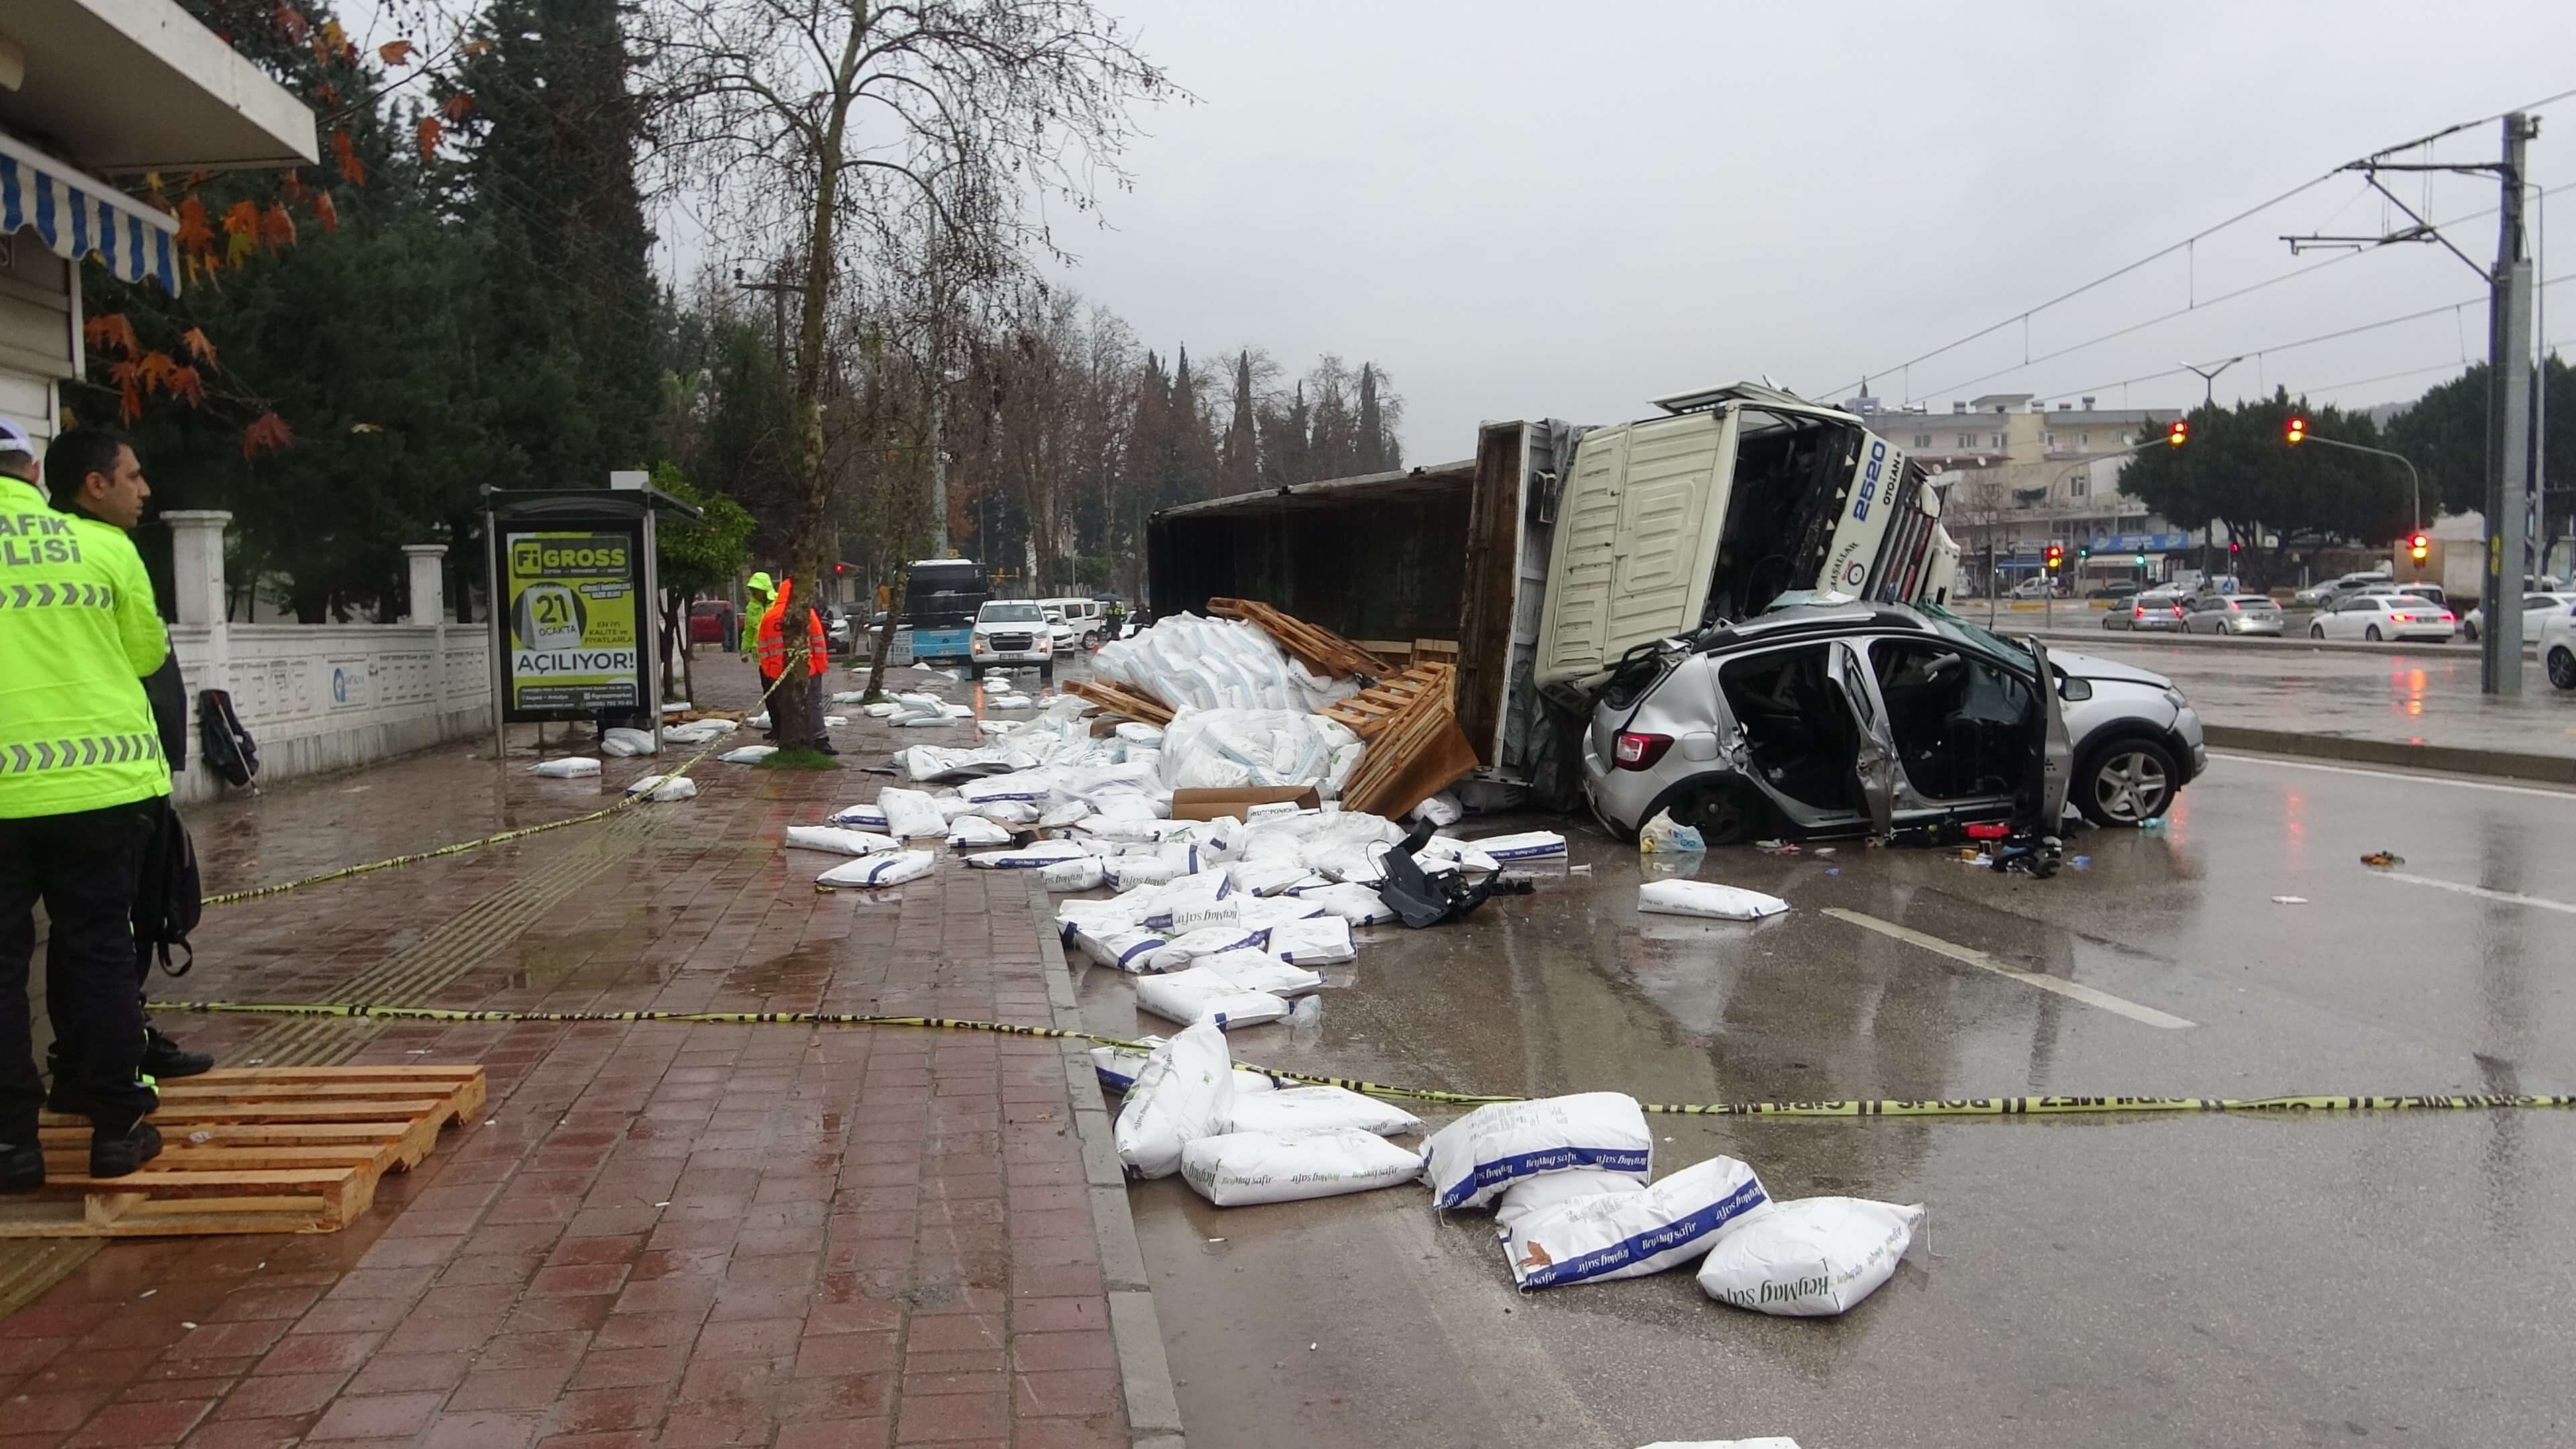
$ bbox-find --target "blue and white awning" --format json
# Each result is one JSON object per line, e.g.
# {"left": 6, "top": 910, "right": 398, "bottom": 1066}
{"left": 0, "top": 133, "right": 181, "bottom": 296}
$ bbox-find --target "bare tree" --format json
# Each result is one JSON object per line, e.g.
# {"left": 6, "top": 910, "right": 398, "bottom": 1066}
{"left": 639, "top": 0, "right": 1174, "bottom": 744}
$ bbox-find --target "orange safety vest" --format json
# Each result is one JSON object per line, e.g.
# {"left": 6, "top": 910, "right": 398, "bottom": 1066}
{"left": 756, "top": 578, "right": 828, "bottom": 680}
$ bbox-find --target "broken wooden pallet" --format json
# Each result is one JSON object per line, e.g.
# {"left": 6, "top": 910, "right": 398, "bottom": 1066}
{"left": 1064, "top": 678, "right": 1175, "bottom": 727}
{"left": 0, "top": 1065, "right": 485, "bottom": 1238}
{"left": 1206, "top": 598, "right": 1396, "bottom": 680}
{"left": 1320, "top": 663, "right": 1455, "bottom": 740}
{"left": 1337, "top": 663, "right": 1481, "bottom": 818}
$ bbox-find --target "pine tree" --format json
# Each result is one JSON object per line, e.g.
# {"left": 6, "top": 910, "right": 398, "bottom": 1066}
{"left": 1221, "top": 350, "right": 1258, "bottom": 495}
{"left": 1356, "top": 364, "right": 1385, "bottom": 473}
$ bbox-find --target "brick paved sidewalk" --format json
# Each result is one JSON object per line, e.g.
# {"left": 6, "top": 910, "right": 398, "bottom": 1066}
{"left": 0, "top": 655, "right": 1180, "bottom": 1448}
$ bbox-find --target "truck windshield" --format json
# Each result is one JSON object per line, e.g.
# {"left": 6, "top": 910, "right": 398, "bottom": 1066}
{"left": 1703, "top": 409, "right": 1864, "bottom": 624}
{"left": 906, "top": 562, "right": 987, "bottom": 630}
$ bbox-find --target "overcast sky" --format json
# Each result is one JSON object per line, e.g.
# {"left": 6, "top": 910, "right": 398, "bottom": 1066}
{"left": 1024, "top": 0, "right": 2576, "bottom": 460}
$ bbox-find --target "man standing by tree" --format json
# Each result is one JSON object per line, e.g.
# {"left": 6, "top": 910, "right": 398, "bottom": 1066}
{"left": 44, "top": 429, "right": 213, "bottom": 1085}
{"left": 755, "top": 575, "right": 832, "bottom": 752}
{"left": 0, "top": 418, "right": 171, "bottom": 1181}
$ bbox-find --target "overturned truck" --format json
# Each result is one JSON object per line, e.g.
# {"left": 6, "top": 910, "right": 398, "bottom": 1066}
{"left": 1146, "top": 383, "right": 1960, "bottom": 802}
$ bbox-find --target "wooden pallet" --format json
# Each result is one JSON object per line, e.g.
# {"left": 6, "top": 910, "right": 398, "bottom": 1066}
{"left": 0, "top": 1065, "right": 485, "bottom": 1238}
{"left": 1064, "top": 678, "right": 1175, "bottom": 727}
{"left": 1320, "top": 663, "right": 1456, "bottom": 740}
{"left": 1337, "top": 664, "right": 1481, "bottom": 818}
{"left": 1207, "top": 598, "right": 1396, "bottom": 680}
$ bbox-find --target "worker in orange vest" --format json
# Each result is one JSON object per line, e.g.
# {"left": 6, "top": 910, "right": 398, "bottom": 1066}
{"left": 756, "top": 576, "right": 834, "bottom": 753}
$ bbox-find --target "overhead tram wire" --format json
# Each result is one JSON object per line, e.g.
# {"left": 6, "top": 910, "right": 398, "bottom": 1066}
{"left": 1819, "top": 83, "right": 2576, "bottom": 403}
{"left": 2296, "top": 335, "right": 2576, "bottom": 400}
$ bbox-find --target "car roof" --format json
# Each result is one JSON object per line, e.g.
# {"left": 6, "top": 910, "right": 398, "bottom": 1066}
{"left": 1700, "top": 600, "right": 1934, "bottom": 651}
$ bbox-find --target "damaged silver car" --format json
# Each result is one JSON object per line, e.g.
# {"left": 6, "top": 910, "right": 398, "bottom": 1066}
{"left": 1580, "top": 601, "right": 2206, "bottom": 844}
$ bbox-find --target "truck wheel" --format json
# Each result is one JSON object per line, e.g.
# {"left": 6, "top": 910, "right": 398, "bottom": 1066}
{"left": 2074, "top": 738, "right": 2178, "bottom": 828}
{"left": 2548, "top": 646, "right": 2576, "bottom": 691}
{"left": 968, "top": 663, "right": 985, "bottom": 682}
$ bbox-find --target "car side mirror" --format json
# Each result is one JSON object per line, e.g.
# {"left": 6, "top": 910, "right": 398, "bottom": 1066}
{"left": 2057, "top": 676, "right": 2092, "bottom": 702}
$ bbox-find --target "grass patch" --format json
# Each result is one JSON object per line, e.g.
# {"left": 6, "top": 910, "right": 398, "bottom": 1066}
{"left": 754, "top": 745, "right": 841, "bottom": 771}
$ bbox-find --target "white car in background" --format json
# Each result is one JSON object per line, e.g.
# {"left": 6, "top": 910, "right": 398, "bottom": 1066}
{"left": 2541, "top": 600, "right": 2576, "bottom": 689}
{"left": 2306, "top": 591, "right": 2456, "bottom": 643}
{"left": 2459, "top": 591, "right": 2576, "bottom": 644}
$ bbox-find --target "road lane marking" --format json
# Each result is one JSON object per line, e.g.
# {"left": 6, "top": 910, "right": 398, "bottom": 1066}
{"left": 1822, "top": 908, "right": 2197, "bottom": 1029}
{"left": 2377, "top": 871, "right": 2576, "bottom": 916}
{"left": 2207, "top": 752, "right": 2576, "bottom": 800}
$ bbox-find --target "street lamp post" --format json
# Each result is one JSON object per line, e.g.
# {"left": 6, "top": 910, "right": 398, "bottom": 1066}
{"left": 2180, "top": 358, "right": 2243, "bottom": 579}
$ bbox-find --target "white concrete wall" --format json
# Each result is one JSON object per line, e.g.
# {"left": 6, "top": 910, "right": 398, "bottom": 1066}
{"left": 166, "top": 623, "right": 490, "bottom": 805}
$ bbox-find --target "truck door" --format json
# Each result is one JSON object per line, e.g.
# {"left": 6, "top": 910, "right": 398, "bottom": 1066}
{"left": 1534, "top": 409, "right": 1740, "bottom": 693}
{"left": 1825, "top": 639, "right": 1896, "bottom": 835}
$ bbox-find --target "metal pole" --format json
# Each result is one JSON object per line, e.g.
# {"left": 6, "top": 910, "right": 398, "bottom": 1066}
{"left": 484, "top": 502, "right": 506, "bottom": 765}
{"left": 2485, "top": 113, "right": 2537, "bottom": 694}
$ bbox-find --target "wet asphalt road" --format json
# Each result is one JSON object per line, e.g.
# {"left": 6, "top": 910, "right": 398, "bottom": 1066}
{"left": 1072, "top": 751, "right": 2576, "bottom": 1449}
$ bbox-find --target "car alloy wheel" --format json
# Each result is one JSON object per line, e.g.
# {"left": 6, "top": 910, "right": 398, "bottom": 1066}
{"left": 2549, "top": 647, "right": 2576, "bottom": 691}
{"left": 2083, "top": 744, "right": 2174, "bottom": 826}
{"left": 2309, "top": 623, "right": 2326, "bottom": 639}
{"left": 2365, "top": 625, "right": 2383, "bottom": 641}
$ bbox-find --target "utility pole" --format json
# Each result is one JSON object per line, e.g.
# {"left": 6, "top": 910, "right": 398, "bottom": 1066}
{"left": 2487, "top": 113, "right": 2537, "bottom": 694}
{"left": 2285, "top": 111, "right": 2540, "bottom": 694}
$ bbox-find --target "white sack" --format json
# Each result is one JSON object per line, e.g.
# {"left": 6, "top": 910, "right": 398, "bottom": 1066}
{"left": 828, "top": 802, "right": 891, "bottom": 830}
{"left": 600, "top": 727, "right": 659, "bottom": 757}
{"left": 946, "top": 816, "right": 1012, "bottom": 848}
{"left": 877, "top": 788, "right": 947, "bottom": 841}
{"left": 816, "top": 851, "right": 936, "bottom": 888}
{"left": 1407, "top": 791, "right": 1464, "bottom": 827}
{"left": 527, "top": 757, "right": 602, "bottom": 777}
{"left": 1102, "top": 856, "right": 1181, "bottom": 889}
{"left": 1225, "top": 1085, "right": 1421, "bottom": 1138}
{"left": 862, "top": 702, "right": 904, "bottom": 718}
{"left": 1695, "top": 1197, "right": 1926, "bottom": 1318}
{"left": 784, "top": 826, "right": 901, "bottom": 856}
{"left": 1421, "top": 1093, "right": 1655, "bottom": 1212}
{"left": 1134, "top": 968, "right": 1292, "bottom": 1029}
{"left": 1501, "top": 1155, "right": 1770, "bottom": 1290}
{"left": 1226, "top": 861, "right": 1316, "bottom": 898}
{"left": 1472, "top": 830, "right": 1569, "bottom": 862}
{"left": 1074, "top": 926, "right": 1171, "bottom": 974}
{"left": 1637, "top": 880, "right": 1789, "bottom": 920}
{"left": 716, "top": 745, "right": 777, "bottom": 765}
{"left": 1493, "top": 1169, "right": 1648, "bottom": 1232}
{"left": 963, "top": 840, "right": 1092, "bottom": 869}
{"left": 1180, "top": 1128, "right": 1425, "bottom": 1207}
{"left": 1140, "top": 924, "right": 1271, "bottom": 974}
{"left": 963, "top": 773, "right": 1054, "bottom": 804}
{"left": 975, "top": 800, "right": 1041, "bottom": 825}
{"left": 1199, "top": 949, "right": 1324, "bottom": 999}
{"left": 1112, "top": 1020, "right": 1236, "bottom": 1179}
{"left": 1293, "top": 881, "right": 1402, "bottom": 926}
{"left": 623, "top": 774, "right": 699, "bottom": 802}
{"left": 1115, "top": 722, "right": 1165, "bottom": 745}
{"left": 1265, "top": 915, "right": 1356, "bottom": 965}
{"left": 1089, "top": 1040, "right": 1276, "bottom": 1097}
{"left": 1037, "top": 856, "right": 1107, "bottom": 892}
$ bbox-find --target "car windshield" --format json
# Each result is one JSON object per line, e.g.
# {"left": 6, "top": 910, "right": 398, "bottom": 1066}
{"left": 1921, "top": 605, "right": 2031, "bottom": 665}
{"left": 2229, "top": 596, "right": 2273, "bottom": 605}
{"left": 979, "top": 603, "right": 1042, "bottom": 624}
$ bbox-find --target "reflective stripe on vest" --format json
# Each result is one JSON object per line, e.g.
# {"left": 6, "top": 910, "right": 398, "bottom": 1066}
{"left": 1, "top": 733, "right": 164, "bottom": 775}
{"left": 0, "top": 581, "right": 115, "bottom": 610}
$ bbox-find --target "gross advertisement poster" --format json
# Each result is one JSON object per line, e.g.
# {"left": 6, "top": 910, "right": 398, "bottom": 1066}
{"left": 502, "top": 529, "right": 642, "bottom": 714}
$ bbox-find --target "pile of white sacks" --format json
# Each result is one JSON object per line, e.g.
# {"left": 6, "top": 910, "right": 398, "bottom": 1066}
{"left": 1105, "top": 1022, "right": 1925, "bottom": 1317}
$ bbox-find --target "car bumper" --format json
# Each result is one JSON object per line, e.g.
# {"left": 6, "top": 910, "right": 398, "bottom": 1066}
{"left": 972, "top": 649, "right": 1053, "bottom": 665}
{"left": 2226, "top": 618, "right": 2284, "bottom": 635}
{"left": 2392, "top": 629, "right": 2455, "bottom": 642}
{"left": 1578, "top": 731, "right": 1684, "bottom": 839}
{"left": 2129, "top": 618, "right": 2186, "bottom": 631}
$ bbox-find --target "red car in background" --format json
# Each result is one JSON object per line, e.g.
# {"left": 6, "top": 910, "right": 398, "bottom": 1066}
{"left": 687, "top": 600, "right": 736, "bottom": 645}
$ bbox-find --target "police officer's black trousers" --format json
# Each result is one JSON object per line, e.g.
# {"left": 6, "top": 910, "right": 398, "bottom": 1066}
{"left": 0, "top": 801, "right": 158, "bottom": 1137}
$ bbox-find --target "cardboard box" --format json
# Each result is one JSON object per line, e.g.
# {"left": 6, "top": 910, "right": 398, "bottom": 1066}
{"left": 1169, "top": 785, "right": 1320, "bottom": 821}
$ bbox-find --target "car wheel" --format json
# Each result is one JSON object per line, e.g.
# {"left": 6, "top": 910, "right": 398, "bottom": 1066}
{"left": 2463, "top": 621, "right": 2479, "bottom": 641}
{"left": 2075, "top": 738, "right": 2180, "bottom": 828}
{"left": 1671, "top": 779, "right": 1764, "bottom": 848}
{"left": 2548, "top": 646, "right": 2576, "bottom": 691}
{"left": 1040, "top": 663, "right": 1055, "bottom": 684}
{"left": 2365, "top": 625, "right": 2383, "bottom": 641}
{"left": 1083, "top": 631, "right": 1100, "bottom": 650}
{"left": 2309, "top": 623, "right": 2326, "bottom": 639}
{"left": 967, "top": 663, "right": 985, "bottom": 682}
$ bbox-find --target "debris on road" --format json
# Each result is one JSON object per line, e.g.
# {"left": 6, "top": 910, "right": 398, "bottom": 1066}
{"left": 1640, "top": 810, "right": 1705, "bottom": 853}
{"left": 1503, "top": 1155, "right": 1770, "bottom": 1289}
{"left": 1697, "top": 1197, "right": 1927, "bottom": 1317}
{"left": 2271, "top": 894, "right": 2309, "bottom": 904}
{"left": 527, "top": 756, "right": 601, "bottom": 777}
{"left": 1181, "top": 1128, "right": 1426, "bottom": 1206}
{"left": 1421, "top": 1093, "right": 1655, "bottom": 1212}
{"left": 2361, "top": 851, "right": 2405, "bottom": 867}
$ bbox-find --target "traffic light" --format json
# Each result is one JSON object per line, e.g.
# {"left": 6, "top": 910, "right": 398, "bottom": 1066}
{"left": 2166, "top": 419, "right": 2189, "bottom": 447}
{"left": 2409, "top": 532, "right": 2429, "bottom": 562}
{"left": 2135, "top": 553, "right": 2149, "bottom": 567}
{"left": 2229, "top": 541, "right": 2241, "bottom": 555}
{"left": 2076, "top": 545, "right": 2091, "bottom": 560}
{"left": 2285, "top": 416, "right": 2308, "bottom": 445}
{"left": 2045, "top": 543, "right": 2063, "bottom": 572}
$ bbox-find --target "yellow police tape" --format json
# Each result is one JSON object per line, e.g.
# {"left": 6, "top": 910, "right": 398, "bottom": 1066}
{"left": 141, "top": 1000, "right": 2576, "bottom": 1121}
{"left": 202, "top": 672, "right": 804, "bottom": 908}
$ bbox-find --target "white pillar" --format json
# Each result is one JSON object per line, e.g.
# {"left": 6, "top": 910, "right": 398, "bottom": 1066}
{"left": 161, "top": 510, "right": 231, "bottom": 627}
{"left": 402, "top": 543, "right": 449, "bottom": 625}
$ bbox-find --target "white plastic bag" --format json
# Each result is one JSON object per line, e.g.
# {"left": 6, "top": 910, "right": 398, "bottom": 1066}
{"left": 946, "top": 816, "right": 1012, "bottom": 848}
{"left": 527, "top": 757, "right": 602, "bottom": 777}
{"left": 1471, "top": 831, "right": 1568, "bottom": 862}
{"left": 1696, "top": 1197, "right": 1925, "bottom": 1317}
{"left": 1134, "top": 968, "right": 1291, "bottom": 1030}
{"left": 816, "top": 851, "right": 936, "bottom": 888}
{"left": 785, "top": 826, "right": 901, "bottom": 856}
{"left": 1493, "top": 1169, "right": 1648, "bottom": 1232}
{"left": 718, "top": 745, "right": 777, "bottom": 765}
{"left": 1037, "top": 856, "right": 1106, "bottom": 892}
{"left": 1638, "top": 810, "right": 1705, "bottom": 853}
{"left": 623, "top": 774, "right": 699, "bottom": 802}
{"left": 1265, "top": 915, "right": 1356, "bottom": 965}
{"left": 1225, "top": 1085, "right": 1420, "bottom": 1138}
{"left": 1421, "top": 1093, "right": 1654, "bottom": 1212}
{"left": 1112, "top": 1020, "right": 1236, "bottom": 1180}
{"left": 1181, "top": 1128, "right": 1425, "bottom": 1207}
{"left": 878, "top": 788, "right": 949, "bottom": 841}
{"left": 1407, "top": 791, "right": 1463, "bottom": 827}
{"left": 1501, "top": 1155, "right": 1770, "bottom": 1290}
{"left": 1637, "top": 880, "right": 1789, "bottom": 920}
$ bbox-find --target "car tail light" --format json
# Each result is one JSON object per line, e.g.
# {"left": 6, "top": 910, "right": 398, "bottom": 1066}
{"left": 2440, "top": 612, "right": 2455, "bottom": 622}
{"left": 1612, "top": 731, "right": 1673, "bottom": 770}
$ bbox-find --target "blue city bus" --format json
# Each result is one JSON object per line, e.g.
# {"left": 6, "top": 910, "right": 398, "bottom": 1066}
{"left": 902, "top": 558, "right": 988, "bottom": 663}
